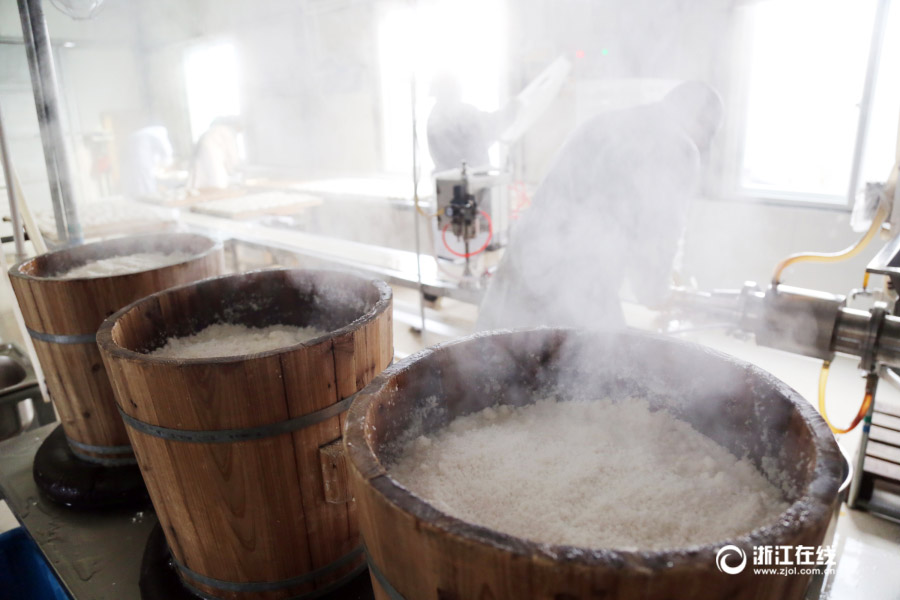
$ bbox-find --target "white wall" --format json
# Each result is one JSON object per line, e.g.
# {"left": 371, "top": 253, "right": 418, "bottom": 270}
{"left": 0, "top": 0, "right": 140, "bottom": 42}
{"left": 136, "top": 0, "right": 382, "bottom": 176}
{"left": 508, "top": 0, "right": 892, "bottom": 299}
{"left": 0, "top": 43, "right": 49, "bottom": 217}
{"left": 1, "top": 0, "right": 894, "bottom": 302}
{"left": 682, "top": 199, "right": 879, "bottom": 296}
{"left": 0, "top": 0, "right": 145, "bottom": 216}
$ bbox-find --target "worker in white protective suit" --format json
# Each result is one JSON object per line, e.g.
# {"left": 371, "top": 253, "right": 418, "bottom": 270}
{"left": 190, "top": 116, "right": 243, "bottom": 190}
{"left": 476, "top": 81, "right": 723, "bottom": 331}
{"left": 427, "top": 73, "right": 517, "bottom": 173}
{"left": 120, "top": 124, "right": 174, "bottom": 199}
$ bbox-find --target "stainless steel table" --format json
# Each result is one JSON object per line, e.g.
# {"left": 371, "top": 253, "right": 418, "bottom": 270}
{"left": 178, "top": 211, "right": 487, "bottom": 305}
{"left": 0, "top": 424, "right": 156, "bottom": 600}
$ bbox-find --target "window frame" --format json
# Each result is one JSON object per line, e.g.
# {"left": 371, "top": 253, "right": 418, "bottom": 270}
{"left": 716, "top": 0, "right": 891, "bottom": 211}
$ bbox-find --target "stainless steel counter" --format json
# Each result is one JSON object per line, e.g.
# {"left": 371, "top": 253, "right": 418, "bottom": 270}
{"left": 0, "top": 424, "right": 156, "bottom": 600}
{"left": 178, "top": 211, "right": 487, "bottom": 305}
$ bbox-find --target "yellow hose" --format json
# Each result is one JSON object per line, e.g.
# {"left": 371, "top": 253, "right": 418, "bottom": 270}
{"left": 863, "top": 271, "right": 870, "bottom": 290}
{"left": 818, "top": 361, "right": 873, "bottom": 434}
{"left": 772, "top": 199, "right": 890, "bottom": 286}
{"left": 414, "top": 192, "right": 443, "bottom": 219}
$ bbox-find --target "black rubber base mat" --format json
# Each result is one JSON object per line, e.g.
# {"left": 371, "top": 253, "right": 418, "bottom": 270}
{"left": 32, "top": 424, "right": 148, "bottom": 509}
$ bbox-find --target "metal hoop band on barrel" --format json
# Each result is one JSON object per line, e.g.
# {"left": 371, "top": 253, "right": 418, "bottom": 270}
{"left": 68, "top": 452, "right": 138, "bottom": 467}
{"left": 66, "top": 438, "right": 138, "bottom": 466}
{"left": 119, "top": 390, "right": 352, "bottom": 444}
{"left": 66, "top": 436, "right": 135, "bottom": 466}
{"left": 65, "top": 436, "right": 133, "bottom": 455}
{"left": 118, "top": 357, "right": 393, "bottom": 444}
{"left": 364, "top": 548, "right": 407, "bottom": 600}
{"left": 27, "top": 327, "right": 97, "bottom": 345}
{"left": 174, "top": 544, "right": 364, "bottom": 594}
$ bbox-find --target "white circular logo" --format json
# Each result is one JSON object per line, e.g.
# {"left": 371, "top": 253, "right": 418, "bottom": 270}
{"left": 716, "top": 545, "right": 747, "bottom": 575}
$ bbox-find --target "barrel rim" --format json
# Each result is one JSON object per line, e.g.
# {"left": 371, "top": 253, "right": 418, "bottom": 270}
{"left": 8, "top": 232, "right": 222, "bottom": 283}
{"left": 345, "top": 327, "right": 844, "bottom": 570}
{"left": 96, "top": 267, "right": 392, "bottom": 365}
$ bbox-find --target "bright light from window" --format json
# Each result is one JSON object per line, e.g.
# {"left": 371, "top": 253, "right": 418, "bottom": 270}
{"left": 377, "top": 0, "right": 506, "bottom": 175}
{"left": 738, "top": 0, "right": 876, "bottom": 202}
{"left": 184, "top": 41, "right": 241, "bottom": 142}
{"left": 862, "top": 1, "right": 900, "bottom": 185}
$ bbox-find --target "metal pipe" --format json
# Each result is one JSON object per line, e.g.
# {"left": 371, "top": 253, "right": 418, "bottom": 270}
{"left": 873, "top": 312, "right": 900, "bottom": 367}
{"left": 848, "top": 373, "right": 879, "bottom": 508}
{"left": 410, "top": 73, "right": 426, "bottom": 339}
{"left": 832, "top": 307, "right": 871, "bottom": 358}
{"left": 0, "top": 103, "right": 26, "bottom": 260}
{"left": 17, "top": 0, "right": 82, "bottom": 245}
{"left": 752, "top": 286, "right": 845, "bottom": 361}
{"left": 669, "top": 284, "right": 900, "bottom": 370}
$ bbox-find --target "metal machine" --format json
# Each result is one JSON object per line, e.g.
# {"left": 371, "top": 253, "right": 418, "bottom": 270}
{"left": 667, "top": 178, "right": 900, "bottom": 521}
{"left": 424, "top": 58, "right": 572, "bottom": 289}
{"left": 434, "top": 162, "right": 508, "bottom": 281}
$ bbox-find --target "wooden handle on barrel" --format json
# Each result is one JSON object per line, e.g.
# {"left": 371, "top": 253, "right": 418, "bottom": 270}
{"left": 320, "top": 438, "right": 352, "bottom": 504}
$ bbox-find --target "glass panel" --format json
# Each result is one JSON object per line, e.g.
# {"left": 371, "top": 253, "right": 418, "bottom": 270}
{"left": 737, "top": 0, "right": 876, "bottom": 202}
{"left": 0, "top": 43, "right": 52, "bottom": 214}
{"left": 861, "top": 0, "right": 900, "bottom": 186}
{"left": 377, "top": 0, "right": 507, "bottom": 176}
{"left": 184, "top": 41, "right": 241, "bottom": 143}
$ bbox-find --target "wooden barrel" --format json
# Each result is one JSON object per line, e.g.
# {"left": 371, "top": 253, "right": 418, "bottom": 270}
{"left": 345, "top": 329, "right": 844, "bottom": 600}
{"left": 9, "top": 233, "right": 223, "bottom": 464}
{"left": 97, "top": 269, "right": 393, "bottom": 600}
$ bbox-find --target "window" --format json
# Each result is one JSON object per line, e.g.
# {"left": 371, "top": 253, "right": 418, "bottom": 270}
{"left": 183, "top": 41, "right": 241, "bottom": 142}
{"left": 729, "top": 0, "right": 893, "bottom": 205}
{"left": 377, "top": 0, "right": 507, "bottom": 175}
{"left": 861, "top": 1, "right": 900, "bottom": 186}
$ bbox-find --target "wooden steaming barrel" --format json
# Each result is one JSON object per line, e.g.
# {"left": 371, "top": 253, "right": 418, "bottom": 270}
{"left": 9, "top": 233, "right": 223, "bottom": 464}
{"left": 345, "top": 328, "right": 845, "bottom": 600}
{"left": 97, "top": 268, "right": 392, "bottom": 600}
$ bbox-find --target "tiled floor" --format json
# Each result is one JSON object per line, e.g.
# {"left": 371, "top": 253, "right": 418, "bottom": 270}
{"left": 0, "top": 499, "right": 18, "bottom": 533}
{"left": 0, "top": 255, "right": 26, "bottom": 534}
{"left": 391, "top": 286, "right": 477, "bottom": 356}
{"left": 0, "top": 298, "right": 29, "bottom": 535}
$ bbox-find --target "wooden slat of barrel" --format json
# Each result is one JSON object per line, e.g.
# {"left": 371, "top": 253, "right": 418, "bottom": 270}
{"left": 356, "top": 475, "right": 830, "bottom": 600}
{"left": 336, "top": 303, "right": 393, "bottom": 557}
{"left": 346, "top": 329, "right": 843, "bottom": 600}
{"left": 9, "top": 234, "right": 223, "bottom": 459}
{"left": 34, "top": 341, "right": 128, "bottom": 448}
{"left": 99, "top": 270, "right": 392, "bottom": 600}
{"left": 108, "top": 353, "right": 317, "bottom": 597}
{"left": 282, "top": 336, "right": 350, "bottom": 586}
